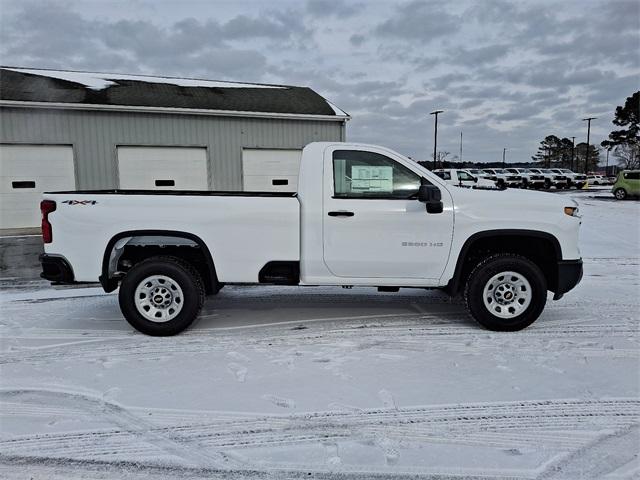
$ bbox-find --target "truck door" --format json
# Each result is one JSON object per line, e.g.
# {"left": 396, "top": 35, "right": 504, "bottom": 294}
{"left": 322, "top": 147, "right": 453, "bottom": 280}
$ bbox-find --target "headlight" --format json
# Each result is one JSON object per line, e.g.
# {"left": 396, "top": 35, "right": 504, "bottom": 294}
{"left": 564, "top": 206, "right": 580, "bottom": 217}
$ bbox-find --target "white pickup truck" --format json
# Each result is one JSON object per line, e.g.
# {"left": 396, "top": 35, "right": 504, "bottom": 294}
{"left": 40, "top": 142, "right": 583, "bottom": 336}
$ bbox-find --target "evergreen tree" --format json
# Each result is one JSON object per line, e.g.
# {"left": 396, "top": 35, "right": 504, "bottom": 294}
{"left": 532, "top": 136, "right": 576, "bottom": 168}
{"left": 601, "top": 91, "right": 639, "bottom": 170}
{"left": 574, "top": 142, "right": 600, "bottom": 173}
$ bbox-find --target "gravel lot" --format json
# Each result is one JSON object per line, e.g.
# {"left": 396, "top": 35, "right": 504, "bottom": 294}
{"left": 1, "top": 189, "right": 638, "bottom": 479}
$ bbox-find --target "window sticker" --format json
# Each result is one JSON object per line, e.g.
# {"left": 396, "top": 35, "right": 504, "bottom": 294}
{"left": 350, "top": 165, "right": 393, "bottom": 193}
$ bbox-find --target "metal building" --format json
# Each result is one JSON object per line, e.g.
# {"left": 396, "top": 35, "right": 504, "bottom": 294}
{"left": 0, "top": 67, "right": 349, "bottom": 229}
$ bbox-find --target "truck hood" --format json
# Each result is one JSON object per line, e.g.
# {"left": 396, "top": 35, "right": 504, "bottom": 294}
{"left": 447, "top": 185, "right": 577, "bottom": 213}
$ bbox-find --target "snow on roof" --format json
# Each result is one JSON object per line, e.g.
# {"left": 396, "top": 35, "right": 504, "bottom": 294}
{"left": 1, "top": 67, "right": 349, "bottom": 119}
{"left": 5, "top": 68, "right": 287, "bottom": 91}
{"left": 324, "top": 99, "right": 348, "bottom": 117}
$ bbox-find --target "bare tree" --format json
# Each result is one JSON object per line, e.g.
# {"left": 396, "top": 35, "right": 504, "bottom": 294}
{"left": 433, "top": 151, "right": 450, "bottom": 168}
{"left": 614, "top": 144, "right": 640, "bottom": 169}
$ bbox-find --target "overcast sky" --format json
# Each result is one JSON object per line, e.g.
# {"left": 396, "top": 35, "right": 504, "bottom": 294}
{"left": 1, "top": 0, "right": 638, "bottom": 163}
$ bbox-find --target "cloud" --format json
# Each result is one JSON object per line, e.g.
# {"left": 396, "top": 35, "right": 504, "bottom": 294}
{"left": 0, "top": 0, "right": 638, "bottom": 163}
{"left": 306, "top": 0, "right": 361, "bottom": 17}
{"left": 375, "top": 0, "right": 460, "bottom": 41}
{"left": 350, "top": 34, "right": 366, "bottom": 46}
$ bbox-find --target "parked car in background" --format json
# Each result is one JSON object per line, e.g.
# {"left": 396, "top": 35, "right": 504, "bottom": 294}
{"left": 587, "top": 174, "right": 607, "bottom": 185}
{"left": 527, "top": 168, "right": 568, "bottom": 189}
{"left": 505, "top": 168, "right": 544, "bottom": 189}
{"left": 433, "top": 169, "right": 496, "bottom": 188}
{"left": 467, "top": 169, "right": 489, "bottom": 179}
{"left": 612, "top": 170, "right": 640, "bottom": 199}
{"left": 482, "top": 168, "right": 522, "bottom": 188}
{"left": 550, "top": 169, "right": 587, "bottom": 189}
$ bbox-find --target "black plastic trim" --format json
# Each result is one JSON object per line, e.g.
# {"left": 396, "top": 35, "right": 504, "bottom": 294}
{"left": 258, "top": 261, "right": 300, "bottom": 285}
{"left": 446, "top": 229, "right": 563, "bottom": 295}
{"left": 100, "top": 230, "right": 219, "bottom": 293}
{"left": 554, "top": 259, "right": 583, "bottom": 298}
{"left": 40, "top": 254, "right": 75, "bottom": 283}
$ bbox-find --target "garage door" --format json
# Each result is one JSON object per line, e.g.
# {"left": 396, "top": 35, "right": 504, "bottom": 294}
{"left": 117, "top": 147, "right": 209, "bottom": 190}
{"left": 0, "top": 145, "right": 75, "bottom": 229}
{"left": 242, "top": 149, "right": 302, "bottom": 192}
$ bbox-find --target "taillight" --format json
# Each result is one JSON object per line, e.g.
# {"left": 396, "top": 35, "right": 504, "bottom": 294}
{"left": 40, "top": 200, "right": 56, "bottom": 244}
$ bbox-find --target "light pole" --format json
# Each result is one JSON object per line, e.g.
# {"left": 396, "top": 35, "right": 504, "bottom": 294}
{"left": 502, "top": 147, "right": 506, "bottom": 168}
{"left": 459, "top": 131, "right": 463, "bottom": 163}
{"left": 605, "top": 148, "right": 610, "bottom": 175}
{"left": 582, "top": 117, "right": 596, "bottom": 174}
{"left": 571, "top": 136, "right": 576, "bottom": 171}
{"left": 430, "top": 110, "right": 443, "bottom": 169}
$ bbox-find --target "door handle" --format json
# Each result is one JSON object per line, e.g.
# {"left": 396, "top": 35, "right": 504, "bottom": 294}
{"left": 328, "top": 210, "right": 355, "bottom": 217}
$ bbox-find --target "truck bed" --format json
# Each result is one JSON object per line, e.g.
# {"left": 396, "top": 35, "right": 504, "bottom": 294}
{"left": 42, "top": 190, "right": 300, "bottom": 283}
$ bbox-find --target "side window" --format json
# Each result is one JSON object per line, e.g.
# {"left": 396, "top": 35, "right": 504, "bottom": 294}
{"left": 457, "top": 171, "right": 474, "bottom": 181}
{"left": 333, "top": 150, "right": 421, "bottom": 199}
{"left": 435, "top": 171, "right": 451, "bottom": 180}
{"left": 624, "top": 172, "right": 640, "bottom": 180}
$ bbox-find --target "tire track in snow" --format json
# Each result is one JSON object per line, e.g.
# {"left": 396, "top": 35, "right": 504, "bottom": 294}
{"left": 0, "top": 389, "right": 243, "bottom": 469}
{"left": 537, "top": 424, "right": 640, "bottom": 479}
{"left": 1, "top": 316, "right": 637, "bottom": 366}
{"left": 3, "top": 392, "right": 638, "bottom": 464}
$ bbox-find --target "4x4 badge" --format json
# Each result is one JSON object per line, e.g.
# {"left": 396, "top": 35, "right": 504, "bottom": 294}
{"left": 62, "top": 200, "right": 97, "bottom": 205}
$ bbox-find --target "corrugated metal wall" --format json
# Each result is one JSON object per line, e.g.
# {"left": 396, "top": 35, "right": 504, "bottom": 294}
{"left": 0, "top": 107, "right": 346, "bottom": 190}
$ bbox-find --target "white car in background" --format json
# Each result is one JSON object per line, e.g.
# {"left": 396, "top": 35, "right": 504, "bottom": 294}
{"left": 482, "top": 168, "right": 522, "bottom": 188}
{"left": 505, "top": 168, "right": 545, "bottom": 189}
{"left": 550, "top": 168, "right": 587, "bottom": 189}
{"left": 587, "top": 174, "right": 607, "bottom": 185}
{"left": 527, "top": 168, "right": 568, "bottom": 189}
{"left": 433, "top": 169, "right": 496, "bottom": 188}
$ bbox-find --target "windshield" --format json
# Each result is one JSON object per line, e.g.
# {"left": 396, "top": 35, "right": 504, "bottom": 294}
{"left": 560, "top": 169, "right": 573, "bottom": 173}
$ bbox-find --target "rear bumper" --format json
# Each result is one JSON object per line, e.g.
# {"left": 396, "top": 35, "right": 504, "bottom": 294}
{"left": 553, "top": 259, "right": 583, "bottom": 300}
{"left": 40, "top": 254, "right": 75, "bottom": 283}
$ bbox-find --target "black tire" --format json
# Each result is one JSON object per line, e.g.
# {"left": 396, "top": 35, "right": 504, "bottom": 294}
{"left": 464, "top": 254, "right": 547, "bottom": 331}
{"left": 544, "top": 179, "right": 551, "bottom": 189}
{"left": 614, "top": 188, "right": 627, "bottom": 200}
{"left": 118, "top": 256, "right": 205, "bottom": 336}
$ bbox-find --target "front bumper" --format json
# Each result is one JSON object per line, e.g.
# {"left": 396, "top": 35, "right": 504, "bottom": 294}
{"left": 553, "top": 259, "right": 583, "bottom": 300}
{"left": 40, "top": 254, "right": 75, "bottom": 284}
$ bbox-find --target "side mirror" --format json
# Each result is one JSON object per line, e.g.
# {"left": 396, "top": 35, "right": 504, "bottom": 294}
{"left": 473, "top": 176, "right": 478, "bottom": 183}
{"left": 417, "top": 182, "right": 443, "bottom": 214}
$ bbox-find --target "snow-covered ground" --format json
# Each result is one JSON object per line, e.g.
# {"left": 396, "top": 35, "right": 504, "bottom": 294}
{"left": 1, "top": 190, "right": 638, "bottom": 479}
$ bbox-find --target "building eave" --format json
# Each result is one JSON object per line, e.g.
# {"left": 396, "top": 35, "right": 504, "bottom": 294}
{"left": 0, "top": 100, "right": 351, "bottom": 122}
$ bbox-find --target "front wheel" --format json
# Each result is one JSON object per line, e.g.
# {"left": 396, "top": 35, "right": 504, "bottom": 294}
{"left": 464, "top": 254, "right": 547, "bottom": 331}
{"left": 614, "top": 188, "right": 627, "bottom": 200}
{"left": 119, "top": 256, "right": 205, "bottom": 336}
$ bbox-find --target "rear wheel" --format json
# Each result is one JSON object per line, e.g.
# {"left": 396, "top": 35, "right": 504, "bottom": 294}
{"left": 464, "top": 254, "right": 547, "bottom": 331}
{"left": 614, "top": 188, "right": 627, "bottom": 200}
{"left": 119, "top": 256, "right": 205, "bottom": 336}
